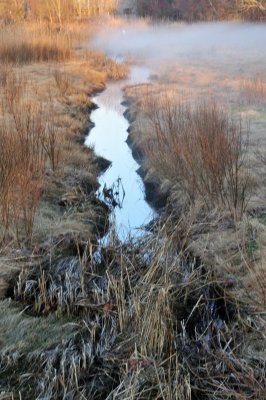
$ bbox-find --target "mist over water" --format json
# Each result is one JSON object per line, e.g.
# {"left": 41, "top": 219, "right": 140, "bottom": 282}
{"left": 92, "top": 21, "right": 266, "bottom": 67}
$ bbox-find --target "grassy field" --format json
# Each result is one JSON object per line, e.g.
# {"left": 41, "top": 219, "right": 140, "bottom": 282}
{"left": 0, "top": 17, "right": 265, "bottom": 400}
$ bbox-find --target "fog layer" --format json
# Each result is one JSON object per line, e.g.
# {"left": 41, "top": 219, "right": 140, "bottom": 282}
{"left": 92, "top": 21, "right": 266, "bottom": 65}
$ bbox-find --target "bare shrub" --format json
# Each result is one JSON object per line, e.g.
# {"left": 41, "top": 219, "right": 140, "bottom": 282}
{"left": 0, "top": 94, "right": 46, "bottom": 245}
{"left": 1, "top": 70, "right": 27, "bottom": 113}
{"left": 0, "top": 125, "right": 15, "bottom": 240}
{"left": 142, "top": 95, "right": 252, "bottom": 218}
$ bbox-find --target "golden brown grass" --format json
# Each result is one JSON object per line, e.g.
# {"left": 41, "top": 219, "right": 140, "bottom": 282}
{"left": 84, "top": 49, "right": 129, "bottom": 80}
{"left": 0, "top": 24, "right": 73, "bottom": 64}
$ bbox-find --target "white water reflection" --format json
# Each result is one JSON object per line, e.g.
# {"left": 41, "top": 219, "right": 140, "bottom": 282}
{"left": 85, "top": 65, "right": 154, "bottom": 239}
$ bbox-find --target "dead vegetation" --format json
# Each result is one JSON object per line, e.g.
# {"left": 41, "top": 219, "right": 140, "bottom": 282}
{"left": 0, "top": 20, "right": 128, "bottom": 293}
{"left": 0, "top": 19, "right": 129, "bottom": 396}
{"left": 118, "top": 30, "right": 266, "bottom": 400}
{"left": 85, "top": 49, "right": 129, "bottom": 80}
{"left": 0, "top": 24, "right": 73, "bottom": 64}
{"left": 0, "top": 71, "right": 46, "bottom": 245}
{"left": 0, "top": 221, "right": 263, "bottom": 399}
{"left": 241, "top": 75, "right": 266, "bottom": 108}
{"left": 0, "top": 17, "right": 265, "bottom": 400}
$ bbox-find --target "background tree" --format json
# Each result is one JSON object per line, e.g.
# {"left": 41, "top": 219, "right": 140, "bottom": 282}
{"left": 239, "top": 0, "right": 266, "bottom": 19}
{"left": 0, "top": 0, "right": 26, "bottom": 20}
{"left": 0, "top": 0, "right": 118, "bottom": 21}
{"left": 136, "top": 0, "right": 179, "bottom": 19}
{"left": 136, "top": 0, "right": 266, "bottom": 20}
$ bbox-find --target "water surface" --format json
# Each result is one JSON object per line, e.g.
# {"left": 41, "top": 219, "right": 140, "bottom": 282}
{"left": 85, "top": 65, "right": 154, "bottom": 239}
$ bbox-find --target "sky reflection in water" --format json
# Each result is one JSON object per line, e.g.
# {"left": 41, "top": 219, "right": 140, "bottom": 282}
{"left": 85, "top": 66, "right": 154, "bottom": 239}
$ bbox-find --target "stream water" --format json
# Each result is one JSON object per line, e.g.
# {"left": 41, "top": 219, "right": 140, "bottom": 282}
{"left": 85, "top": 65, "right": 154, "bottom": 239}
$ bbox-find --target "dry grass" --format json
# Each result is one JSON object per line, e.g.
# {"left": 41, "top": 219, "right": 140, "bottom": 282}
{"left": 241, "top": 75, "right": 266, "bottom": 108}
{"left": 0, "top": 24, "right": 73, "bottom": 64}
{"left": 0, "top": 299, "right": 77, "bottom": 353}
{"left": 0, "top": 17, "right": 265, "bottom": 400}
{"left": 239, "top": 217, "right": 266, "bottom": 309}
{"left": 0, "top": 220, "right": 261, "bottom": 399}
{"left": 243, "top": 257, "right": 266, "bottom": 309}
{"left": 85, "top": 49, "right": 129, "bottom": 80}
{"left": 115, "top": 34, "right": 266, "bottom": 400}
{"left": 53, "top": 69, "right": 72, "bottom": 97}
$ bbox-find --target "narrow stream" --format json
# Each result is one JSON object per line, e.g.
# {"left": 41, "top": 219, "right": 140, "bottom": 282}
{"left": 85, "top": 66, "right": 154, "bottom": 239}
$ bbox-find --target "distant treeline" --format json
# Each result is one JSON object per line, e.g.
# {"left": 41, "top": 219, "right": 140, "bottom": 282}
{"left": 0, "top": 0, "right": 117, "bottom": 23}
{"left": 0, "top": 0, "right": 265, "bottom": 22}
{"left": 136, "top": 0, "right": 266, "bottom": 21}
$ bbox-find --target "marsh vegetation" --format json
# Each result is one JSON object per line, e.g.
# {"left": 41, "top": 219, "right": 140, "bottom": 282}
{"left": 0, "top": 5, "right": 265, "bottom": 400}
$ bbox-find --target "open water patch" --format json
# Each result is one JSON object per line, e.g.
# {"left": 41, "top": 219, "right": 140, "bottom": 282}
{"left": 85, "top": 65, "right": 155, "bottom": 240}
